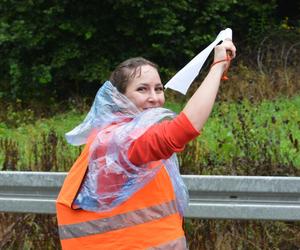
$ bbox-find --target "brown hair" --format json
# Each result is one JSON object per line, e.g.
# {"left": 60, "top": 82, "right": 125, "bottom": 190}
{"left": 109, "top": 57, "right": 158, "bottom": 94}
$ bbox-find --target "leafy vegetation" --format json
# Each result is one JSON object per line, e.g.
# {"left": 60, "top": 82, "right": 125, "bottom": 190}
{"left": 1, "top": 96, "right": 299, "bottom": 173}
{"left": 1, "top": 0, "right": 299, "bottom": 101}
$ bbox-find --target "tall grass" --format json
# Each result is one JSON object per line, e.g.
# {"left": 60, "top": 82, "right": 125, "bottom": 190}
{"left": 0, "top": 111, "right": 84, "bottom": 172}
{"left": 0, "top": 213, "right": 59, "bottom": 250}
{"left": 1, "top": 96, "right": 299, "bottom": 172}
{"left": 180, "top": 96, "right": 300, "bottom": 175}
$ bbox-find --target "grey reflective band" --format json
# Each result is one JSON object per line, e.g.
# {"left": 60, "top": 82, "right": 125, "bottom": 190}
{"left": 148, "top": 236, "right": 188, "bottom": 250}
{"left": 59, "top": 200, "right": 178, "bottom": 240}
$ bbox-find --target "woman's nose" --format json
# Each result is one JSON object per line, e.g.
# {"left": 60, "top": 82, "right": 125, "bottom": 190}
{"left": 148, "top": 91, "right": 158, "bottom": 102}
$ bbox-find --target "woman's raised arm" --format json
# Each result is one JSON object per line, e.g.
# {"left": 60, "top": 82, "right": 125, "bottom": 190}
{"left": 182, "top": 40, "right": 236, "bottom": 131}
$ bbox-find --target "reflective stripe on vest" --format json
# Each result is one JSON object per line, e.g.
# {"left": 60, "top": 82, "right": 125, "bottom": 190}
{"left": 59, "top": 199, "right": 178, "bottom": 240}
{"left": 148, "top": 236, "right": 187, "bottom": 250}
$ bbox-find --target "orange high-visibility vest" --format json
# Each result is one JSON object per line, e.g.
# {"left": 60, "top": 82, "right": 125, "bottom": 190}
{"left": 56, "top": 127, "right": 187, "bottom": 250}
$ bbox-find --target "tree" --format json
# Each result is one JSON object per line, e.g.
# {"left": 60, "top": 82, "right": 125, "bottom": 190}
{"left": 0, "top": 0, "right": 292, "bottom": 101}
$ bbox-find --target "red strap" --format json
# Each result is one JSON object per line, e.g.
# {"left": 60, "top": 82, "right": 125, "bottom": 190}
{"left": 210, "top": 53, "right": 232, "bottom": 81}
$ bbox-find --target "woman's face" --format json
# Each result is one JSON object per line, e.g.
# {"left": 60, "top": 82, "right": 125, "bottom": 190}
{"left": 124, "top": 65, "right": 165, "bottom": 111}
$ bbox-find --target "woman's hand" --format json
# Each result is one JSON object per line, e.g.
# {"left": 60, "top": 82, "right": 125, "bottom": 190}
{"left": 213, "top": 40, "right": 236, "bottom": 71}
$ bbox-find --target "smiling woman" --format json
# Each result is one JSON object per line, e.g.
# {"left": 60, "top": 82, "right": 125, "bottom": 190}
{"left": 56, "top": 40, "right": 236, "bottom": 250}
{"left": 109, "top": 58, "right": 165, "bottom": 111}
{"left": 123, "top": 65, "right": 165, "bottom": 111}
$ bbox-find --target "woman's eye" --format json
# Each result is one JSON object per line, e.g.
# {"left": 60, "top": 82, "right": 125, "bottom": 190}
{"left": 155, "top": 87, "right": 164, "bottom": 92}
{"left": 137, "top": 87, "right": 146, "bottom": 92}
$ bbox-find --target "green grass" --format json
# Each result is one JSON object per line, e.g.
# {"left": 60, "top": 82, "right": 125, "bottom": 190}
{"left": 0, "top": 96, "right": 299, "bottom": 170}
{"left": 204, "top": 96, "right": 300, "bottom": 167}
{"left": 0, "top": 111, "right": 85, "bottom": 171}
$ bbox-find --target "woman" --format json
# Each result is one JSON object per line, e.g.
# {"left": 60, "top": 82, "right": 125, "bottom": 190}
{"left": 56, "top": 40, "right": 236, "bottom": 249}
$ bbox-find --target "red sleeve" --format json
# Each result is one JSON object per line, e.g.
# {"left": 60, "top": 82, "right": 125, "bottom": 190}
{"left": 128, "top": 112, "right": 200, "bottom": 165}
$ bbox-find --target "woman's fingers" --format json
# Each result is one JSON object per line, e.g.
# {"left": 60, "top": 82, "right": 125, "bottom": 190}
{"left": 214, "top": 40, "right": 236, "bottom": 61}
{"left": 222, "top": 40, "right": 236, "bottom": 58}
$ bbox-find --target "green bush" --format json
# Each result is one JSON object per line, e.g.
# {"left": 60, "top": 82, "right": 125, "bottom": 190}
{"left": 1, "top": 0, "right": 289, "bottom": 101}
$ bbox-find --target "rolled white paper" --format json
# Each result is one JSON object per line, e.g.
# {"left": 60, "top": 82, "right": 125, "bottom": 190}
{"left": 164, "top": 28, "right": 232, "bottom": 95}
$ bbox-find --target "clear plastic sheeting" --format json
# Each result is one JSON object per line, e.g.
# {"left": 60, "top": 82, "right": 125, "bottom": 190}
{"left": 65, "top": 81, "right": 140, "bottom": 146}
{"left": 67, "top": 81, "right": 189, "bottom": 215}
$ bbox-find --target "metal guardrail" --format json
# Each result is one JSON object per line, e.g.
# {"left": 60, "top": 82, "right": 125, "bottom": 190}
{"left": 0, "top": 171, "right": 300, "bottom": 221}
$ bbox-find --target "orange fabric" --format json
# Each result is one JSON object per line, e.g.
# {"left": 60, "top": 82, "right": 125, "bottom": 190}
{"left": 128, "top": 112, "right": 199, "bottom": 165}
{"left": 57, "top": 166, "right": 184, "bottom": 249}
{"left": 56, "top": 130, "right": 97, "bottom": 208}
{"left": 56, "top": 113, "right": 199, "bottom": 249}
{"left": 58, "top": 212, "right": 183, "bottom": 250}
{"left": 57, "top": 164, "right": 176, "bottom": 224}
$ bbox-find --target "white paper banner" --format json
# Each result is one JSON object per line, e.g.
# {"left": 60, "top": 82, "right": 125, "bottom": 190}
{"left": 164, "top": 28, "right": 232, "bottom": 95}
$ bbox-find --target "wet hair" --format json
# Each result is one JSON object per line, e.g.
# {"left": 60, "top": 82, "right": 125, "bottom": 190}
{"left": 109, "top": 57, "right": 158, "bottom": 94}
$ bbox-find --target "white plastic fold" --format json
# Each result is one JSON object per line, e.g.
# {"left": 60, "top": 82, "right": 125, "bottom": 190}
{"left": 164, "top": 28, "right": 232, "bottom": 95}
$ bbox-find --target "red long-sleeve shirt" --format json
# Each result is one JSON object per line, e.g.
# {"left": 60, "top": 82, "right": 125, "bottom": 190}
{"left": 128, "top": 112, "right": 200, "bottom": 165}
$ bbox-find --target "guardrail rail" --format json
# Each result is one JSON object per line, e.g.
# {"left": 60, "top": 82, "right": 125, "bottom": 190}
{"left": 0, "top": 171, "right": 300, "bottom": 220}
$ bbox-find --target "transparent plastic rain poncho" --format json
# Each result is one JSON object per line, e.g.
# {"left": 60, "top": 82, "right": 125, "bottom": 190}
{"left": 65, "top": 81, "right": 189, "bottom": 216}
